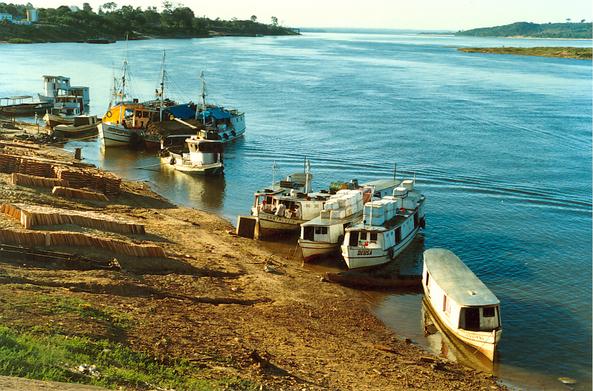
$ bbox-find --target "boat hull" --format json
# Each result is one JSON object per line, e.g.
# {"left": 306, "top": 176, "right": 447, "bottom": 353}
{"left": 99, "top": 123, "right": 143, "bottom": 147}
{"left": 160, "top": 156, "right": 223, "bottom": 176}
{"left": 53, "top": 122, "right": 99, "bottom": 140}
{"left": 342, "top": 226, "right": 419, "bottom": 269}
{"left": 43, "top": 113, "right": 75, "bottom": 128}
{"left": 422, "top": 296, "right": 500, "bottom": 361}
{"left": 0, "top": 102, "right": 52, "bottom": 117}
{"left": 255, "top": 211, "right": 305, "bottom": 236}
{"left": 298, "top": 240, "right": 339, "bottom": 262}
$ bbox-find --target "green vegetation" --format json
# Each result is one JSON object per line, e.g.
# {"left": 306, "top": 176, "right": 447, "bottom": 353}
{"left": 458, "top": 46, "right": 592, "bottom": 60}
{"left": 456, "top": 22, "right": 592, "bottom": 39}
{"left": 0, "top": 2, "right": 298, "bottom": 43}
{"left": 0, "top": 325, "right": 257, "bottom": 390}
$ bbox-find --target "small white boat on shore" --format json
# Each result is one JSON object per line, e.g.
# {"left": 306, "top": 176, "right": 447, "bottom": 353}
{"left": 298, "top": 179, "right": 400, "bottom": 262}
{"left": 422, "top": 248, "right": 502, "bottom": 361}
{"left": 341, "top": 179, "right": 426, "bottom": 269}
{"left": 161, "top": 132, "right": 224, "bottom": 176}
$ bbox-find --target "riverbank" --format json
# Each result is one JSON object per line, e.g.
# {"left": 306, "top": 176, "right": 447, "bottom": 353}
{"left": 0, "top": 135, "right": 504, "bottom": 390}
{"left": 458, "top": 46, "right": 592, "bottom": 60}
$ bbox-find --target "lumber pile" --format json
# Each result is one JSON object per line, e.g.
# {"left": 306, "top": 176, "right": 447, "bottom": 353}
{"left": 0, "top": 229, "right": 47, "bottom": 246}
{"left": 46, "top": 232, "right": 165, "bottom": 257}
{"left": 52, "top": 186, "right": 109, "bottom": 202}
{"left": 53, "top": 167, "right": 122, "bottom": 196}
{"left": 10, "top": 173, "right": 68, "bottom": 188}
{"left": 1, "top": 203, "right": 145, "bottom": 234}
{"left": 0, "top": 228, "right": 165, "bottom": 258}
{"left": 0, "top": 152, "right": 121, "bottom": 196}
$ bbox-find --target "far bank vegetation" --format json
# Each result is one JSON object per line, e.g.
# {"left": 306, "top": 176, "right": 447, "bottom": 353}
{"left": 458, "top": 46, "right": 592, "bottom": 60}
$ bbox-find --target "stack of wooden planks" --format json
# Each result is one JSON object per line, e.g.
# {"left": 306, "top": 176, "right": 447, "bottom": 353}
{"left": 0, "top": 229, "right": 47, "bottom": 246}
{"left": 10, "top": 173, "right": 68, "bottom": 188}
{"left": 52, "top": 186, "right": 109, "bottom": 202}
{"left": 0, "top": 152, "right": 121, "bottom": 196}
{"left": 1, "top": 203, "right": 145, "bottom": 234}
{"left": 53, "top": 167, "right": 121, "bottom": 196}
{"left": 0, "top": 228, "right": 165, "bottom": 257}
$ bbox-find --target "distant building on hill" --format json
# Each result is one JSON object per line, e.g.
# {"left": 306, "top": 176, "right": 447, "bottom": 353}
{"left": 27, "top": 7, "right": 38, "bottom": 22}
{"left": 0, "top": 12, "right": 13, "bottom": 22}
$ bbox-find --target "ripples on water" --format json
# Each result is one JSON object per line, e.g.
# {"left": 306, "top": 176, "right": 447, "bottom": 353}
{"left": 0, "top": 31, "right": 591, "bottom": 389}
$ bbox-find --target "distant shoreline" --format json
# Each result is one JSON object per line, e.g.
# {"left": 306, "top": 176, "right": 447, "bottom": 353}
{"left": 458, "top": 46, "right": 592, "bottom": 60}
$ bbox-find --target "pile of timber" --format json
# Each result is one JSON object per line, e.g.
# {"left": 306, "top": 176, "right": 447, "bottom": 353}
{"left": 53, "top": 166, "right": 121, "bottom": 196}
{"left": 0, "top": 203, "right": 145, "bottom": 234}
{"left": 0, "top": 228, "right": 165, "bottom": 258}
{"left": 0, "top": 152, "right": 121, "bottom": 196}
{"left": 52, "top": 186, "right": 109, "bottom": 202}
{"left": 10, "top": 173, "right": 68, "bottom": 188}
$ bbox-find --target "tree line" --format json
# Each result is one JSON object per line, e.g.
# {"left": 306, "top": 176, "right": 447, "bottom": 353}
{"left": 0, "top": 2, "right": 296, "bottom": 43}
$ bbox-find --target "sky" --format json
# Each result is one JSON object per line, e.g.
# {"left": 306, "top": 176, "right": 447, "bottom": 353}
{"left": 27, "top": 0, "right": 593, "bottom": 30}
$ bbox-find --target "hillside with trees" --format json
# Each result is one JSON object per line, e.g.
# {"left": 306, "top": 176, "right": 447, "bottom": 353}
{"left": 0, "top": 2, "right": 298, "bottom": 43}
{"left": 456, "top": 22, "right": 592, "bottom": 39}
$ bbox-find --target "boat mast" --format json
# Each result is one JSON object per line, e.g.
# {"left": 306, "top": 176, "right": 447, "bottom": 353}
{"left": 118, "top": 34, "right": 129, "bottom": 124}
{"left": 272, "top": 160, "right": 278, "bottom": 187}
{"left": 304, "top": 158, "right": 311, "bottom": 193}
{"left": 158, "top": 50, "right": 166, "bottom": 122}
{"left": 200, "top": 71, "right": 207, "bottom": 125}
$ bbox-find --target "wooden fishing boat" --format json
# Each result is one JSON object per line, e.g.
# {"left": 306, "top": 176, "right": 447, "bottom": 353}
{"left": 0, "top": 96, "right": 52, "bottom": 117}
{"left": 52, "top": 116, "right": 100, "bottom": 139}
{"left": 422, "top": 248, "right": 502, "bottom": 361}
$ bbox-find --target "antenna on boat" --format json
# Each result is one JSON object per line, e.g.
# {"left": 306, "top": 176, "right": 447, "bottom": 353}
{"left": 158, "top": 50, "right": 166, "bottom": 122}
{"left": 304, "top": 158, "right": 311, "bottom": 194}
{"left": 272, "top": 160, "right": 278, "bottom": 187}
{"left": 413, "top": 171, "right": 416, "bottom": 186}
{"left": 393, "top": 162, "right": 397, "bottom": 181}
{"left": 199, "top": 71, "right": 207, "bottom": 125}
{"left": 121, "top": 33, "right": 129, "bottom": 103}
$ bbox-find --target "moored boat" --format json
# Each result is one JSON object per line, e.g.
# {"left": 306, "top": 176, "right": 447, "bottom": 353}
{"left": 341, "top": 179, "right": 426, "bottom": 269}
{"left": 161, "top": 131, "right": 224, "bottom": 176}
{"left": 250, "top": 160, "right": 332, "bottom": 236}
{"left": 298, "top": 179, "right": 400, "bottom": 262}
{"left": 43, "top": 95, "right": 85, "bottom": 128}
{"left": 52, "top": 115, "right": 100, "bottom": 139}
{"left": 422, "top": 248, "right": 502, "bottom": 361}
{"left": 0, "top": 96, "right": 52, "bottom": 117}
{"left": 99, "top": 102, "right": 155, "bottom": 147}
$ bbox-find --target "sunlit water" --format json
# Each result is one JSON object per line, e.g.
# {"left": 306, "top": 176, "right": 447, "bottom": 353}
{"left": 1, "top": 31, "right": 591, "bottom": 389}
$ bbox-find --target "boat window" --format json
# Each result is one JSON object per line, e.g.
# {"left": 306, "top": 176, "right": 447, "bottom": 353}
{"left": 303, "top": 226, "right": 314, "bottom": 241}
{"left": 369, "top": 232, "right": 378, "bottom": 242}
{"left": 442, "top": 295, "right": 447, "bottom": 312}
{"left": 395, "top": 227, "right": 401, "bottom": 244}
{"left": 135, "top": 110, "right": 142, "bottom": 117}
{"left": 315, "top": 226, "right": 328, "bottom": 235}
{"left": 483, "top": 307, "right": 495, "bottom": 318}
{"left": 349, "top": 231, "right": 359, "bottom": 246}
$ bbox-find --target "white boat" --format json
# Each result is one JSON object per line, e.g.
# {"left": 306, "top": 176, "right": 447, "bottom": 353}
{"left": 341, "top": 179, "right": 426, "bottom": 269}
{"left": 298, "top": 179, "right": 400, "bottom": 262}
{"left": 38, "top": 75, "right": 90, "bottom": 106}
{"left": 422, "top": 248, "right": 502, "bottom": 361}
{"left": 161, "top": 133, "right": 224, "bottom": 176}
{"left": 250, "top": 160, "right": 331, "bottom": 236}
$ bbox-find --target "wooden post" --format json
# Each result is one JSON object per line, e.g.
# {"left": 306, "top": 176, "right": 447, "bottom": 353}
{"left": 74, "top": 148, "right": 82, "bottom": 160}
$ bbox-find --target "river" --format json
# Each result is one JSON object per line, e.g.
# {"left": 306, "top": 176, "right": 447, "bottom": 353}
{"left": 0, "top": 31, "right": 591, "bottom": 389}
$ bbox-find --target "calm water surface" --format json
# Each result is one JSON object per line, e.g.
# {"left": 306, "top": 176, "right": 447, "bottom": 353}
{"left": 1, "top": 31, "right": 591, "bottom": 389}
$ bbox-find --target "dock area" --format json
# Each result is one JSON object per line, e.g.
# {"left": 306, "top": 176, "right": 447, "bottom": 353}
{"left": 0, "top": 139, "right": 503, "bottom": 389}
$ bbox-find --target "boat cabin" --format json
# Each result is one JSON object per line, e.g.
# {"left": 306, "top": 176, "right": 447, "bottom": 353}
{"left": 254, "top": 191, "right": 330, "bottom": 221}
{"left": 103, "top": 102, "right": 156, "bottom": 129}
{"left": 423, "top": 249, "right": 501, "bottom": 333}
{"left": 184, "top": 136, "right": 223, "bottom": 166}
{"left": 53, "top": 95, "right": 84, "bottom": 116}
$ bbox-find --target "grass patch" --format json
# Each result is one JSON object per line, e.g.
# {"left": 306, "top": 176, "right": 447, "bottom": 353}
{"left": 0, "top": 325, "right": 257, "bottom": 390}
{"left": 7, "top": 37, "right": 33, "bottom": 43}
{"left": 458, "top": 46, "right": 592, "bottom": 60}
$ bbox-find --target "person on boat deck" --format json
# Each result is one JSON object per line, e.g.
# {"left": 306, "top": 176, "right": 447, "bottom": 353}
{"left": 294, "top": 205, "right": 301, "bottom": 219}
{"left": 275, "top": 203, "right": 286, "bottom": 217}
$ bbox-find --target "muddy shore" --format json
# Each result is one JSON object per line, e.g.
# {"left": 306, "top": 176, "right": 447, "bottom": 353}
{"left": 0, "top": 137, "right": 504, "bottom": 390}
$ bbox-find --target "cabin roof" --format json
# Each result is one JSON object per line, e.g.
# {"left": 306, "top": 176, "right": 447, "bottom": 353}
{"left": 2, "top": 95, "right": 32, "bottom": 100}
{"left": 302, "top": 211, "right": 362, "bottom": 226}
{"left": 423, "top": 248, "right": 499, "bottom": 307}
{"left": 363, "top": 179, "right": 401, "bottom": 191}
